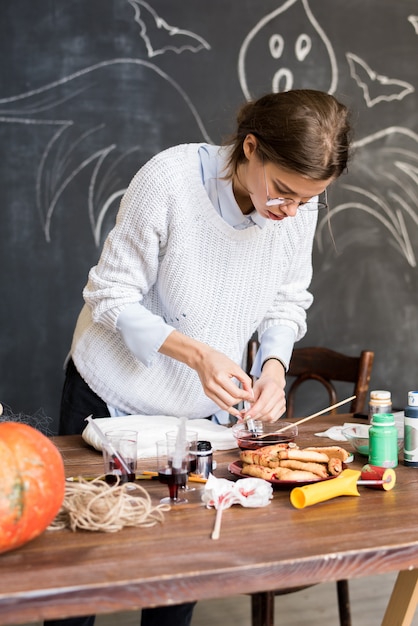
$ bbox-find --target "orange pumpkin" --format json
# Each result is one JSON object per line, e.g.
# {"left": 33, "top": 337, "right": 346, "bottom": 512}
{"left": 0, "top": 421, "right": 65, "bottom": 554}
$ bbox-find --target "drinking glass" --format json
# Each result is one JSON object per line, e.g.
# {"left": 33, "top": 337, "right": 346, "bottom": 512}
{"left": 166, "top": 430, "right": 198, "bottom": 492}
{"left": 102, "top": 430, "right": 137, "bottom": 487}
{"left": 156, "top": 439, "right": 189, "bottom": 505}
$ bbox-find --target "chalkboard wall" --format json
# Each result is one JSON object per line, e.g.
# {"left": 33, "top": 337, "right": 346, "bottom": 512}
{"left": 1, "top": 0, "right": 417, "bottom": 430}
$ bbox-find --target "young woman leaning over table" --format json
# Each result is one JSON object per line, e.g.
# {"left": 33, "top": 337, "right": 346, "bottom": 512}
{"left": 47, "top": 89, "right": 352, "bottom": 626}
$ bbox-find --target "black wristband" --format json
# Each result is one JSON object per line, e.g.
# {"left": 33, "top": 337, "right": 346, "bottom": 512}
{"left": 261, "top": 357, "right": 286, "bottom": 371}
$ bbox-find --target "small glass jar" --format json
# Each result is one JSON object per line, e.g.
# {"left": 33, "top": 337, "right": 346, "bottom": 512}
{"left": 195, "top": 441, "right": 213, "bottom": 478}
{"left": 368, "top": 390, "right": 392, "bottom": 423}
{"left": 368, "top": 413, "right": 398, "bottom": 468}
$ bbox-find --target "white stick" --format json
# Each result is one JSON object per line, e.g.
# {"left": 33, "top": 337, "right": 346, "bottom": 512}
{"left": 275, "top": 395, "right": 357, "bottom": 434}
{"left": 357, "top": 479, "right": 390, "bottom": 485}
{"left": 173, "top": 416, "right": 187, "bottom": 470}
{"left": 211, "top": 506, "right": 224, "bottom": 540}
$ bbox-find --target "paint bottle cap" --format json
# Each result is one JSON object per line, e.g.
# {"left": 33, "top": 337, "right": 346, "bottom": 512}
{"left": 370, "top": 390, "right": 391, "bottom": 402}
{"left": 407, "top": 391, "right": 418, "bottom": 407}
{"left": 370, "top": 413, "right": 395, "bottom": 426}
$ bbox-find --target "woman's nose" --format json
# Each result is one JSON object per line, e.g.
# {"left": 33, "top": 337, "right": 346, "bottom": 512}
{"left": 281, "top": 200, "right": 299, "bottom": 217}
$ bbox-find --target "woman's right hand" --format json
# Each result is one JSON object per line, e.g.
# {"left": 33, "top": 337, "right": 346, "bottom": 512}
{"left": 193, "top": 347, "right": 254, "bottom": 418}
{"left": 159, "top": 331, "right": 253, "bottom": 417}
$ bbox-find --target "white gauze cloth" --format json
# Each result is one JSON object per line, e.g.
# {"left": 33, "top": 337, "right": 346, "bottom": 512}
{"left": 82, "top": 415, "right": 237, "bottom": 459}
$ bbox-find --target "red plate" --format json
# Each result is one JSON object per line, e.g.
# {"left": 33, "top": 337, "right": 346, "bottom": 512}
{"left": 228, "top": 460, "right": 339, "bottom": 488}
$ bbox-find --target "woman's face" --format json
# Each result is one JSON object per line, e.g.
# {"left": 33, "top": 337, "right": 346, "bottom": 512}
{"left": 234, "top": 134, "right": 334, "bottom": 221}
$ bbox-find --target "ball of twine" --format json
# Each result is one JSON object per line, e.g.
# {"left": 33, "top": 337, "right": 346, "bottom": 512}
{"left": 49, "top": 477, "right": 170, "bottom": 533}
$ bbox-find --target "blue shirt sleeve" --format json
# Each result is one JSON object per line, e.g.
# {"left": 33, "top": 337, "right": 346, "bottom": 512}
{"left": 250, "top": 325, "right": 296, "bottom": 378}
{"left": 116, "top": 302, "right": 175, "bottom": 366}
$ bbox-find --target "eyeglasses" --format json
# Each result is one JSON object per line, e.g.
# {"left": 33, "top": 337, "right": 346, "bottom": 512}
{"left": 263, "top": 163, "right": 328, "bottom": 211}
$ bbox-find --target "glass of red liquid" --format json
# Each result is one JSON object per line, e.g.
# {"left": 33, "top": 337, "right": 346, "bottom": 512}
{"left": 103, "top": 430, "right": 138, "bottom": 487}
{"left": 166, "top": 430, "right": 198, "bottom": 492}
{"left": 156, "top": 439, "right": 190, "bottom": 505}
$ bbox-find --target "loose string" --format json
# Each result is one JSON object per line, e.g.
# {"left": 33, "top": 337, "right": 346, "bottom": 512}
{"left": 49, "top": 477, "right": 170, "bottom": 533}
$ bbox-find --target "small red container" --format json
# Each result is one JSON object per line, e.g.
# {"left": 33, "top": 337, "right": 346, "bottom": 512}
{"left": 361, "top": 464, "right": 396, "bottom": 490}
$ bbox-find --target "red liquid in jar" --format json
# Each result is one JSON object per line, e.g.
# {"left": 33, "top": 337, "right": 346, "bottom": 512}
{"left": 105, "top": 458, "right": 136, "bottom": 485}
{"left": 105, "top": 472, "right": 136, "bottom": 485}
{"left": 237, "top": 434, "right": 291, "bottom": 450}
{"left": 158, "top": 468, "right": 187, "bottom": 499}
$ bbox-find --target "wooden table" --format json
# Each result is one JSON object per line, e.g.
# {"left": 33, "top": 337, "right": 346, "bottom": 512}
{"left": 1, "top": 414, "right": 418, "bottom": 626}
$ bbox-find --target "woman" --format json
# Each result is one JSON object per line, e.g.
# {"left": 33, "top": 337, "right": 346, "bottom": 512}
{"left": 54, "top": 89, "right": 352, "bottom": 626}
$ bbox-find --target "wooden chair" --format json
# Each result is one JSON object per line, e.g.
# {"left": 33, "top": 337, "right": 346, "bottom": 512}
{"left": 246, "top": 340, "right": 375, "bottom": 626}
{"left": 286, "top": 346, "right": 374, "bottom": 419}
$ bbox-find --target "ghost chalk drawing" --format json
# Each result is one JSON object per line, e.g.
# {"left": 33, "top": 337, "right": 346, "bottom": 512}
{"left": 238, "top": 0, "right": 337, "bottom": 100}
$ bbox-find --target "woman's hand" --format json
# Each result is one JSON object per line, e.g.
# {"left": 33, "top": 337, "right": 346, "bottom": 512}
{"left": 193, "top": 347, "right": 254, "bottom": 418}
{"left": 159, "top": 330, "right": 253, "bottom": 418}
{"left": 241, "top": 359, "right": 286, "bottom": 423}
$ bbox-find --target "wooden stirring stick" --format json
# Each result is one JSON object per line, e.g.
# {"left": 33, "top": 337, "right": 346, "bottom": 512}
{"left": 249, "top": 395, "right": 356, "bottom": 439}
{"left": 274, "top": 395, "right": 356, "bottom": 434}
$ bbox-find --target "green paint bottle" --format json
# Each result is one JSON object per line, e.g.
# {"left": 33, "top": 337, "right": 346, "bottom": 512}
{"left": 368, "top": 413, "right": 398, "bottom": 468}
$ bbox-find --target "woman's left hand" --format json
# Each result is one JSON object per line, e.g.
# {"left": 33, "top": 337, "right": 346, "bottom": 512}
{"left": 241, "top": 359, "right": 286, "bottom": 423}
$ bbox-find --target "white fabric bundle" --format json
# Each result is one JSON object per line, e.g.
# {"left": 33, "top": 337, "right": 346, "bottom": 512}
{"left": 314, "top": 423, "right": 363, "bottom": 442}
{"left": 202, "top": 474, "right": 273, "bottom": 509}
{"left": 82, "top": 415, "right": 237, "bottom": 459}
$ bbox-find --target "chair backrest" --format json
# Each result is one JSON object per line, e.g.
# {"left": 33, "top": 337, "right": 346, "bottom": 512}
{"left": 286, "top": 346, "right": 374, "bottom": 418}
{"left": 246, "top": 340, "right": 374, "bottom": 418}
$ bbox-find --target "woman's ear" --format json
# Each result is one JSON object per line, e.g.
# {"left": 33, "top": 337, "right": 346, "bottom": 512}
{"left": 243, "top": 133, "right": 258, "bottom": 160}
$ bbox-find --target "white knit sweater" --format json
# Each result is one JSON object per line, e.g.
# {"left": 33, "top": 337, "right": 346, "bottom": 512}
{"left": 71, "top": 143, "right": 317, "bottom": 418}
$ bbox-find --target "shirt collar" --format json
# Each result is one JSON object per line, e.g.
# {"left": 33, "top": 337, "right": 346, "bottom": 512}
{"left": 200, "top": 144, "right": 267, "bottom": 230}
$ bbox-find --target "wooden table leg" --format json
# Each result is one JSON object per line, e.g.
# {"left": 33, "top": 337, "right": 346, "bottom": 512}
{"left": 251, "top": 591, "right": 275, "bottom": 626}
{"left": 381, "top": 570, "right": 418, "bottom": 626}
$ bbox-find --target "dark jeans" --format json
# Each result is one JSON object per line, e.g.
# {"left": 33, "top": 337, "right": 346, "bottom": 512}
{"left": 46, "top": 359, "right": 196, "bottom": 626}
{"left": 57, "top": 358, "right": 110, "bottom": 435}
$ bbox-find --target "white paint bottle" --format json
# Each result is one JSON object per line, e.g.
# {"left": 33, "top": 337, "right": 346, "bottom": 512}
{"left": 404, "top": 391, "right": 418, "bottom": 467}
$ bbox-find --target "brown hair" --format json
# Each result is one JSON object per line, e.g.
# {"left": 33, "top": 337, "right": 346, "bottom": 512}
{"left": 225, "top": 90, "right": 352, "bottom": 181}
